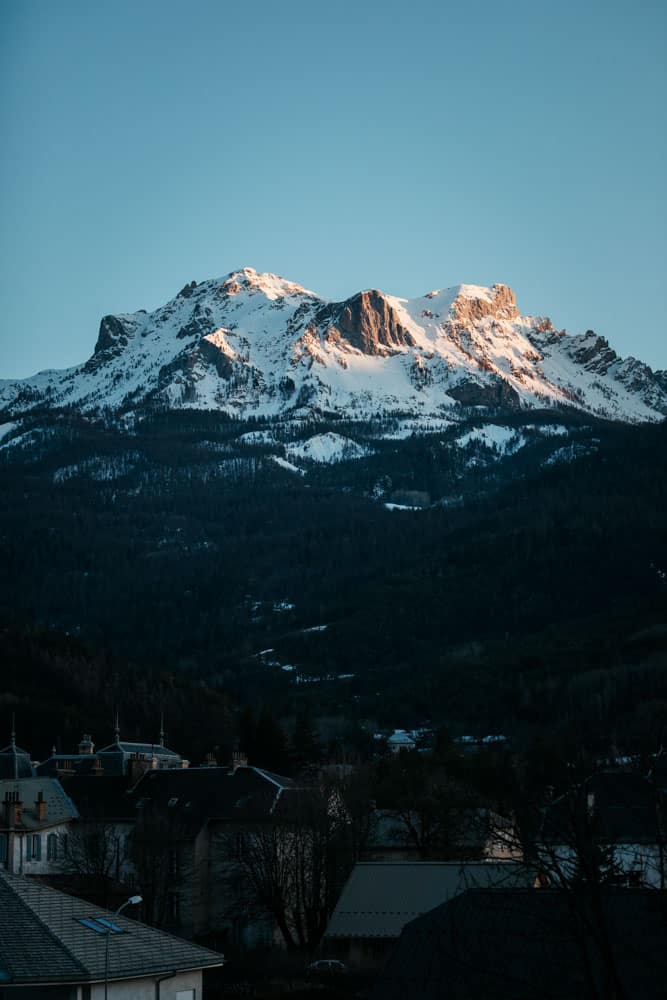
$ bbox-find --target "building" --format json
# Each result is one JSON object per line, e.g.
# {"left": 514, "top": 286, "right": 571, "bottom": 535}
{"left": 373, "top": 887, "right": 667, "bottom": 999}
{"left": 0, "top": 729, "right": 34, "bottom": 780}
{"left": 540, "top": 770, "right": 666, "bottom": 888}
{"left": 0, "top": 778, "right": 79, "bottom": 876}
{"left": 37, "top": 723, "right": 188, "bottom": 782}
{"left": 0, "top": 867, "right": 224, "bottom": 999}
{"left": 322, "top": 861, "right": 533, "bottom": 969}
{"left": 125, "top": 762, "right": 299, "bottom": 945}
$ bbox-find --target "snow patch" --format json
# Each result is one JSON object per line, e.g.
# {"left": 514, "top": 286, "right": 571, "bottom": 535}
{"left": 286, "top": 432, "right": 372, "bottom": 464}
{"left": 455, "top": 424, "right": 526, "bottom": 455}
{"left": 0, "top": 422, "right": 17, "bottom": 442}
{"left": 270, "top": 455, "right": 305, "bottom": 475}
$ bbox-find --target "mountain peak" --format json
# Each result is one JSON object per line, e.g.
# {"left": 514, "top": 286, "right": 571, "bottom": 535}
{"left": 220, "top": 267, "right": 314, "bottom": 301}
{"left": 1, "top": 269, "right": 664, "bottom": 424}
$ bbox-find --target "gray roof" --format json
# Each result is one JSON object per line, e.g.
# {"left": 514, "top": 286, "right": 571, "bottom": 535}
{"left": 128, "top": 765, "right": 297, "bottom": 834}
{"left": 97, "top": 741, "right": 181, "bottom": 758}
{"left": 324, "top": 862, "right": 533, "bottom": 940}
{"left": 0, "top": 869, "right": 224, "bottom": 985}
{"left": 0, "top": 778, "right": 79, "bottom": 829}
{"left": 0, "top": 742, "right": 33, "bottom": 780}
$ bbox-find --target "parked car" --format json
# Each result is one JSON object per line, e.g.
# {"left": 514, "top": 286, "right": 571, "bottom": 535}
{"left": 306, "top": 959, "right": 349, "bottom": 979}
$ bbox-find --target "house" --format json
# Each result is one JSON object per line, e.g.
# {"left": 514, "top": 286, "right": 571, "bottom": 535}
{"left": 124, "top": 762, "right": 299, "bottom": 945}
{"left": 373, "top": 887, "right": 667, "bottom": 999}
{"left": 322, "top": 860, "right": 533, "bottom": 969}
{"left": 37, "top": 724, "right": 188, "bottom": 781}
{"left": 386, "top": 730, "right": 416, "bottom": 754}
{"left": 0, "top": 778, "right": 79, "bottom": 876}
{"left": 540, "top": 770, "right": 666, "bottom": 888}
{"left": 0, "top": 867, "right": 224, "bottom": 999}
{"left": 0, "top": 729, "right": 34, "bottom": 779}
{"left": 363, "top": 807, "right": 522, "bottom": 862}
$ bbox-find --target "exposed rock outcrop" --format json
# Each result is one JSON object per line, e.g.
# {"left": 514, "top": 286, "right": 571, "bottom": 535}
{"left": 316, "top": 290, "right": 415, "bottom": 355}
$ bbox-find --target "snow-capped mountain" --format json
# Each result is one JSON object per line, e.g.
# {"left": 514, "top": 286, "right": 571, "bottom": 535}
{"left": 2, "top": 267, "right": 665, "bottom": 423}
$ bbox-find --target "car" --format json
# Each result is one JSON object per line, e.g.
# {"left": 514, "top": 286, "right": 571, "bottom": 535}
{"left": 306, "top": 959, "right": 349, "bottom": 979}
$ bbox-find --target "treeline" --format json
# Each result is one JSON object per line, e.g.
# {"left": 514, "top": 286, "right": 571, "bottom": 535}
{"left": 0, "top": 409, "right": 665, "bottom": 754}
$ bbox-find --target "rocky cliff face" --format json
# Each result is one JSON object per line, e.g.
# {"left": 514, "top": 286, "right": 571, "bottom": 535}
{"left": 0, "top": 268, "right": 665, "bottom": 424}
{"left": 317, "top": 289, "right": 416, "bottom": 355}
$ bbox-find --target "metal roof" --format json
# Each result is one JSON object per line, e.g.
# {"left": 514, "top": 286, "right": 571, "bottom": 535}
{"left": 0, "top": 869, "right": 224, "bottom": 984}
{"left": 324, "top": 861, "right": 533, "bottom": 940}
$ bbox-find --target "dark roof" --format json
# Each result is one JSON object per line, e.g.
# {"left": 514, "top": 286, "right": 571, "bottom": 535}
{"left": 36, "top": 754, "right": 105, "bottom": 777}
{"left": 0, "top": 741, "right": 34, "bottom": 779}
{"left": 128, "top": 765, "right": 296, "bottom": 834}
{"left": 325, "top": 862, "right": 533, "bottom": 940}
{"left": 0, "top": 868, "right": 224, "bottom": 985}
{"left": 58, "top": 775, "right": 135, "bottom": 821}
{"left": 542, "top": 771, "right": 660, "bottom": 845}
{"left": 97, "top": 741, "right": 181, "bottom": 758}
{"left": 374, "top": 888, "right": 667, "bottom": 1000}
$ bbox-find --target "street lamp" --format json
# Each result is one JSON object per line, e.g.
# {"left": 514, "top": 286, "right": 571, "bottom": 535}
{"left": 104, "top": 894, "right": 142, "bottom": 1000}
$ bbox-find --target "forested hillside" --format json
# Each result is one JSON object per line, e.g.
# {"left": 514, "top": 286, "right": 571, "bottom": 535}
{"left": 1, "top": 409, "right": 665, "bottom": 759}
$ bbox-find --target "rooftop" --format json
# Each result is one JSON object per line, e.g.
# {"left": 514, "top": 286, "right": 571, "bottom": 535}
{"left": 0, "top": 868, "right": 224, "bottom": 984}
{"left": 0, "top": 777, "right": 79, "bottom": 829}
{"left": 324, "top": 861, "right": 533, "bottom": 940}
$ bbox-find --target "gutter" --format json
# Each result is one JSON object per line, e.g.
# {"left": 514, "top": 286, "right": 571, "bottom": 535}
{"left": 156, "top": 969, "right": 177, "bottom": 999}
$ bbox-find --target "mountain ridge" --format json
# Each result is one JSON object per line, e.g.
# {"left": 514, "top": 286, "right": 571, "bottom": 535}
{"left": 1, "top": 267, "right": 665, "bottom": 423}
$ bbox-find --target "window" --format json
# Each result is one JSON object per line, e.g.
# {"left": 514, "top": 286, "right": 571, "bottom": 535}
{"left": 168, "top": 892, "right": 180, "bottom": 924}
{"left": 26, "top": 834, "right": 41, "bottom": 861}
{"left": 0, "top": 833, "right": 7, "bottom": 864}
{"left": 47, "top": 833, "right": 58, "bottom": 861}
{"left": 169, "top": 849, "right": 179, "bottom": 876}
{"left": 76, "top": 917, "right": 124, "bottom": 934}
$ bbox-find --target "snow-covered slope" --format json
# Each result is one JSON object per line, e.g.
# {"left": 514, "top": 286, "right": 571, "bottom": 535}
{"left": 1, "top": 267, "right": 665, "bottom": 423}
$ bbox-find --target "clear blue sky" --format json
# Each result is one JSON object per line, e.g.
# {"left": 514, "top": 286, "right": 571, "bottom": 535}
{"left": 1, "top": 0, "right": 665, "bottom": 378}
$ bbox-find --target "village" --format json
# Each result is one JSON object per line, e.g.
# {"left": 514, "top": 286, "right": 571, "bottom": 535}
{"left": 1, "top": 719, "right": 666, "bottom": 998}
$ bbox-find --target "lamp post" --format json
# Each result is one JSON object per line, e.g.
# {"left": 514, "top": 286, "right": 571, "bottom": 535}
{"left": 103, "top": 894, "right": 142, "bottom": 1000}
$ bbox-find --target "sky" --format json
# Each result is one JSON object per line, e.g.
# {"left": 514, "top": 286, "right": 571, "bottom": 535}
{"left": 1, "top": 0, "right": 665, "bottom": 379}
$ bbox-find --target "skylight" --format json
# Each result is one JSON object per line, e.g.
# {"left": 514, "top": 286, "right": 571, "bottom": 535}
{"left": 76, "top": 917, "right": 124, "bottom": 934}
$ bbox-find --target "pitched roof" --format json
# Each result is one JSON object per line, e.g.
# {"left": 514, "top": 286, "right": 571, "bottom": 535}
{"left": 97, "top": 741, "right": 181, "bottom": 758}
{"left": 0, "top": 869, "right": 224, "bottom": 985}
{"left": 0, "top": 741, "right": 33, "bottom": 780}
{"left": 374, "top": 888, "right": 667, "bottom": 1000}
{"left": 0, "top": 778, "right": 79, "bottom": 829}
{"left": 324, "top": 861, "right": 533, "bottom": 940}
{"left": 58, "top": 775, "right": 135, "bottom": 821}
{"left": 128, "top": 765, "right": 295, "bottom": 834}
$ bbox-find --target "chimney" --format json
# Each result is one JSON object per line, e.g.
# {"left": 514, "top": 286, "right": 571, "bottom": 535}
{"left": 4, "top": 790, "right": 23, "bottom": 826}
{"left": 232, "top": 750, "right": 248, "bottom": 772}
{"left": 205, "top": 752, "right": 217, "bottom": 767}
{"left": 93, "top": 757, "right": 103, "bottom": 775}
{"left": 34, "top": 789, "right": 47, "bottom": 822}
{"left": 78, "top": 734, "right": 94, "bottom": 755}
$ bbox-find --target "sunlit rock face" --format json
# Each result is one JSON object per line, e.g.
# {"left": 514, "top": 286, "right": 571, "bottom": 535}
{"left": 1, "top": 268, "right": 665, "bottom": 423}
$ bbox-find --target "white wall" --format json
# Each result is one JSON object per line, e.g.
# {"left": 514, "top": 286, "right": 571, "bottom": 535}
{"left": 89, "top": 969, "right": 202, "bottom": 1000}
{"left": 8, "top": 822, "right": 71, "bottom": 875}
